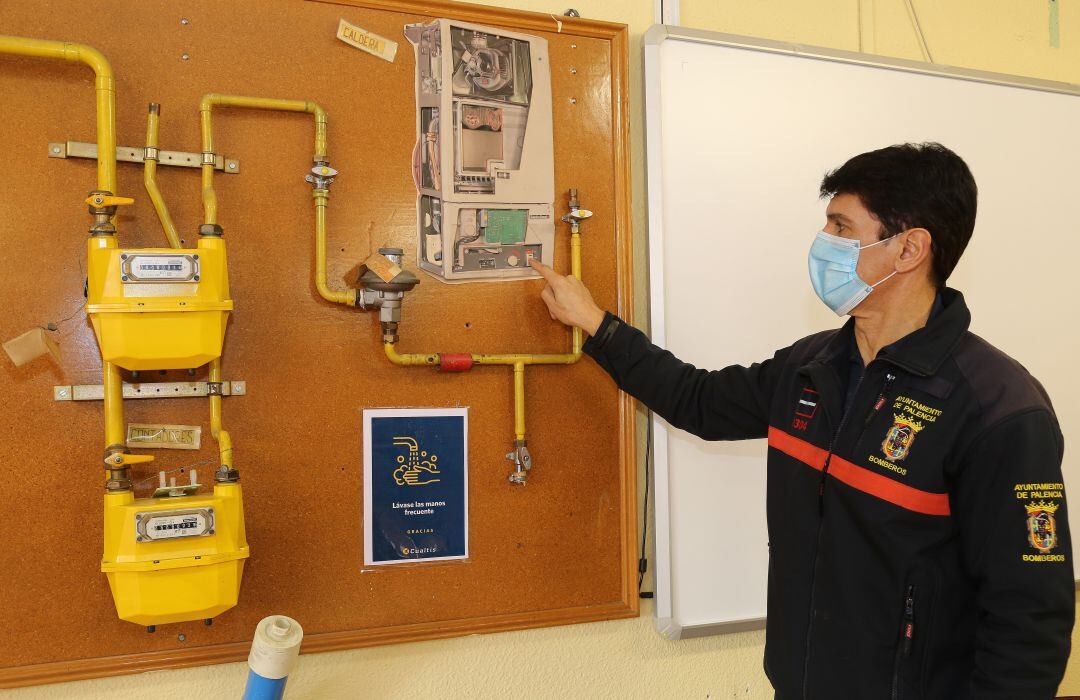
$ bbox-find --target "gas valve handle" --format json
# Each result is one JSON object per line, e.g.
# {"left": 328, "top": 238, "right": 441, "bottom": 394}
{"left": 85, "top": 193, "right": 134, "bottom": 208}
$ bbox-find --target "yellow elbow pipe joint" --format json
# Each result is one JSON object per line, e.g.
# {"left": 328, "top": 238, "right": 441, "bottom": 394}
{"left": 197, "top": 94, "right": 347, "bottom": 307}
{"left": 199, "top": 95, "right": 326, "bottom": 162}
{"left": 382, "top": 213, "right": 587, "bottom": 369}
{"left": 0, "top": 36, "right": 118, "bottom": 197}
{"left": 384, "top": 343, "right": 438, "bottom": 366}
{"left": 313, "top": 189, "right": 353, "bottom": 306}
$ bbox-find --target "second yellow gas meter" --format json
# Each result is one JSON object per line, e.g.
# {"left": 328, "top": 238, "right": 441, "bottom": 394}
{"left": 85, "top": 198, "right": 232, "bottom": 371}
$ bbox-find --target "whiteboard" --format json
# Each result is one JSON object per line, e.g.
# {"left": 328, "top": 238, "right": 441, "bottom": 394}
{"left": 643, "top": 24, "right": 1080, "bottom": 639}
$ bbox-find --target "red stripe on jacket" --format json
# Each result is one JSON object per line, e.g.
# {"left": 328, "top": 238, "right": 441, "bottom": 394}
{"left": 768, "top": 426, "right": 951, "bottom": 516}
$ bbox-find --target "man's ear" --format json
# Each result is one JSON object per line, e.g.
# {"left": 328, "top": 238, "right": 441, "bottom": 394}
{"left": 896, "top": 228, "right": 932, "bottom": 273}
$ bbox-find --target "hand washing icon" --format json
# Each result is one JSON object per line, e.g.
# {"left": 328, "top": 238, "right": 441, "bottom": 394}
{"left": 392, "top": 436, "right": 441, "bottom": 486}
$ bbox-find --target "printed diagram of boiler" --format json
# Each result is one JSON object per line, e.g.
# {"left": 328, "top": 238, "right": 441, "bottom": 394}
{"left": 407, "top": 19, "right": 555, "bottom": 283}
{"left": 392, "top": 436, "right": 441, "bottom": 487}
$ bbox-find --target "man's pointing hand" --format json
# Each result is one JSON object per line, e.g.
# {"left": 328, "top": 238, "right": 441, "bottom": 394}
{"left": 530, "top": 259, "right": 606, "bottom": 336}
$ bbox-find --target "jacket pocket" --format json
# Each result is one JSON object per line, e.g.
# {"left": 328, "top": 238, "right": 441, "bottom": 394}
{"left": 891, "top": 570, "right": 940, "bottom": 700}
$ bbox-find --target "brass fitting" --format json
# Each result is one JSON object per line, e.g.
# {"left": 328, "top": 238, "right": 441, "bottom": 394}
{"left": 103, "top": 444, "right": 132, "bottom": 492}
{"left": 215, "top": 465, "right": 240, "bottom": 484}
{"left": 506, "top": 439, "right": 532, "bottom": 485}
{"left": 86, "top": 190, "right": 133, "bottom": 237}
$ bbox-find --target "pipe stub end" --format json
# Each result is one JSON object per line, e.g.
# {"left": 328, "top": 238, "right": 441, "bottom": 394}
{"left": 248, "top": 615, "right": 304, "bottom": 680}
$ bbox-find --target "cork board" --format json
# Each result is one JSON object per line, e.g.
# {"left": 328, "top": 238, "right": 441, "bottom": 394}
{"left": 0, "top": 0, "right": 634, "bottom": 687}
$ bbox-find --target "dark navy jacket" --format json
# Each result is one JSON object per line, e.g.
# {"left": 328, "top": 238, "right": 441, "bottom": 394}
{"left": 583, "top": 288, "right": 1073, "bottom": 699}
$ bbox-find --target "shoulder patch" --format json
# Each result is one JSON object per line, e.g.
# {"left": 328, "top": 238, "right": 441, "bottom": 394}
{"left": 1015, "top": 483, "right": 1067, "bottom": 562}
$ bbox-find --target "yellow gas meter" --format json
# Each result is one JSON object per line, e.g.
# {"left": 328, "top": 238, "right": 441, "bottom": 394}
{"left": 86, "top": 233, "right": 232, "bottom": 371}
{"left": 101, "top": 472, "right": 248, "bottom": 626}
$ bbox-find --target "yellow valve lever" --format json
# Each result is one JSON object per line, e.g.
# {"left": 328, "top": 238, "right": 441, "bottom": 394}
{"left": 105, "top": 453, "right": 155, "bottom": 467}
{"left": 85, "top": 193, "right": 134, "bottom": 208}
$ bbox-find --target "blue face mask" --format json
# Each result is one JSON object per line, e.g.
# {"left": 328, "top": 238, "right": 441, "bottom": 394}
{"left": 808, "top": 230, "right": 898, "bottom": 316}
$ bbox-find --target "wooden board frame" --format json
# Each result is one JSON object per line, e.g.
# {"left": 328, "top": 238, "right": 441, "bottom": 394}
{"left": 0, "top": 0, "right": 635, "bottom": 687}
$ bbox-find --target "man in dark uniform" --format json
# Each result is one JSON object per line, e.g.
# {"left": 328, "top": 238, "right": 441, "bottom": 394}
{"left": 531, "top": 143, "right": 1073, "bottom": 698}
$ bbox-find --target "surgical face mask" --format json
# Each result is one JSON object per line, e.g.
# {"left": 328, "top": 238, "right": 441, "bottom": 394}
{"left": 808, "top": 230, "right": 899, "bottom": 316}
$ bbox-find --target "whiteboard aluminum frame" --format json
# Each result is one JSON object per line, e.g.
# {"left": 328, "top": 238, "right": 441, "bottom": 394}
{"left": 643, "top": 23, "right": 1080, "bottom": 640}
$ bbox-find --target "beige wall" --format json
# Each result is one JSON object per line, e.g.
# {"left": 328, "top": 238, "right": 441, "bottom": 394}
{"left": 8, "top": 1, "right": 1080, "bottom": 697}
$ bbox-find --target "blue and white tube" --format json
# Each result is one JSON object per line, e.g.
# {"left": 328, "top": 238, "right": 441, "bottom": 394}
{"left": 242, "top": 615, "right": 304, "bottom": 700}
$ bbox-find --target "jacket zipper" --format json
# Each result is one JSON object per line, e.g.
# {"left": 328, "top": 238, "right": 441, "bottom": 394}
{"left": 891, "top": 584, "right": 916, "bottom": 700}
{"left": 864, "top": 373, "right": 897, "bottom": 430}
{"left": 851, "top": 372, "right": 897, "bottom": 447}
{"left": 815, "top": 370, "right": 896, "bottom": 510}
{"left": 903, "top": 585, "right": 916, "bottom": 656}
{"left": 802, "top": 367, "right": 897, "bottom": 699}
{"left": 801, "top": 365, "right": 871, "bottom": 699}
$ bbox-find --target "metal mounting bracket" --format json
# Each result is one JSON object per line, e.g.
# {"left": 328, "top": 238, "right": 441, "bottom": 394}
{"left": 53, "top": 380, "right": 247, "bottom": 402}
{"left": 48, "top": 141, "right": 241, "bottom": 173}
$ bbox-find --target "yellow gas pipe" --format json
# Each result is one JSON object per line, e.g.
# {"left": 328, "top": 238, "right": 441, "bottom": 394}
{"left": 383, "top": 218, "right": 586, "bottom": 482}
{"left": 0, "top": 36, "right": 131, "bottom": 470}
{"left": 197, "top": 94, "right": 340, "bottom": 470}
{"left": 197, "top": 94, "right": 354, "bottom": 469}
{"left": 143, "top": 103, "right": 235, "bottom": 472}
{"left": 199, "top": 94, "right": 329, "bottom": 224}
{"left": 196, "top": 91, "right": 582, "bottom": 481}
{"left": 197, "top": 94, "right": 349, "bottom": 306}
{"left": 142, "top": 103, "right": 182, "bottom": 249}
{"left": 208, "top": 357, "right": 233, "bottom": 470}
{"left": 513, "top": 362, "right": 526, "bottom": 441}
{"left": 0, "top": 36, "right": 117, "bottom": 191}
{"left": 313, "top": 187, "right": 351, "bottom": 306}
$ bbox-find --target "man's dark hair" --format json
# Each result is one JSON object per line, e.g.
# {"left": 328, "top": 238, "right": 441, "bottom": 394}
{"left": 819, "top": 142, "right": 977, "bottom": 287}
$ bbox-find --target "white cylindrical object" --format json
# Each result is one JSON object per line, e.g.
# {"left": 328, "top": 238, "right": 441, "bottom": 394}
{"left": 248, "top": 615, "right": 304, "bottom": 680}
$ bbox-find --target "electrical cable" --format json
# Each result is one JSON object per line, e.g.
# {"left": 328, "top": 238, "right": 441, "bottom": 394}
{"left": 638, "top": 410, "right": 653, "bottom": 594}
{"left": 452, "top": 213, "right": 484, "bottom": 271}
{"left": 39, "top": 302, "right": 83, "bottom": 333}
{"left": 903, "top": 0, "right": 933, "bottom": 63}
{"left": 39, "top": 253, "right": 85, "bottom": 332}
{"left": 857, "top": 0, "right": 864, "bottom": 53}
